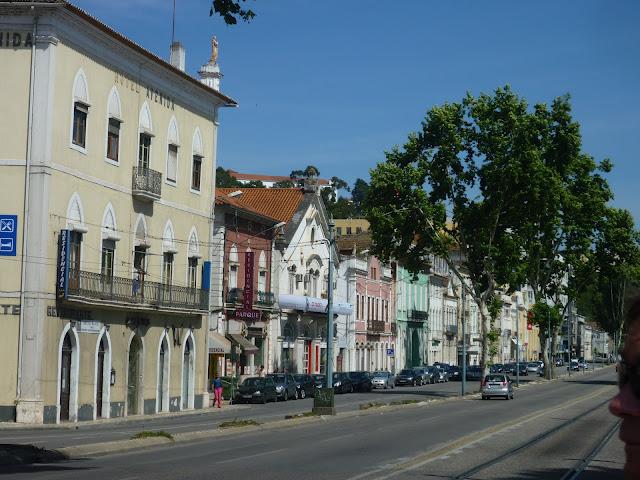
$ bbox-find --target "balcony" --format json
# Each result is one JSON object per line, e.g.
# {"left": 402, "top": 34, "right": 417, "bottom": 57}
{"left": 445, "top": 325, "right": 458, "bottom": 336}
{"left": 225, "top": 288, "right": 275, "bottom": 309}
{"left": 132, "top": 166, "right": 162, "bottom": 201}
{"left": 409, "top": 309, "right": 429, "bottom": 321}
{"left": 66, "top": 269, "right": 207, "bottom": 313}
{"left": 367, "top": 320, "right": 385, "bottom": 333}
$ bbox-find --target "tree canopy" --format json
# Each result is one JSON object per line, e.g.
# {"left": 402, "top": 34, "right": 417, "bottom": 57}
{"left": 364, "top": 86, "right": 616, "bottom": 373}
{"left": 215, "top": 166, "right": 242, "bottom": 187}
{"left": 210, "top": 0, "right": 256, "bottom": 25}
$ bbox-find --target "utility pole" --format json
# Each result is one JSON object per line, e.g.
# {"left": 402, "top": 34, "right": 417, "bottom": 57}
{"left": 461, "top": 285, "right": 466, "bottom": 396}
{"left": 515, "top": 291, "right": 520, "bottom": 387}
{"left": 326, "top": 218, "right": 335, "bottom": 390}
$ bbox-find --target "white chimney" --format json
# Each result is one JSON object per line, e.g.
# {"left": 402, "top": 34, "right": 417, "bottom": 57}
{"left": 170, "top": 41, "right": 185, "bottom": 71}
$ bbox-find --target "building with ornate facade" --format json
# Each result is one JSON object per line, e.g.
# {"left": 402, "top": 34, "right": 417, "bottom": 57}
{"left": 0, "top": 0, "right": 235, "bottom": 423}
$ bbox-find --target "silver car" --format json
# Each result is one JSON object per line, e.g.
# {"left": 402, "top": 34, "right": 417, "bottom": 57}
{"left": 526, "top": 362, "right": 540, "bottom": 374}
{"left": 481, "top": 374, "right": 514, "bottom": 400}
{"left": 371, "top": 371, "right": 395, "bottom": 389}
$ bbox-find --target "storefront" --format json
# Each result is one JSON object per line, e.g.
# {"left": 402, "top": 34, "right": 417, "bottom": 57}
{"left": 208, "top": 332, "right": 231, "bottom": 380}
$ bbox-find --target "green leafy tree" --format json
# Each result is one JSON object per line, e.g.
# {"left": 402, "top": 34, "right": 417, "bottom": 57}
{"left": 577, "top": 208, "right": 640, "bottom": 352}
{"left": 215, "top": 166, "right": 242, "bottom": 188}
{"left": 272, "top": 180, "right": 296, "bottom": 188}
{"left": 365, "top": 86, "right": 538, "bottom": 373}
{"left": 244, "top": 180, "right": 266, "bottom": 188}
{"left": 513, "top": 95, "right": 613, "bottom": 377}
{"left": 351, "top": 178, "right": 369, "bottom": 216}
{"left": 210, "top": 0, "right": 256, "bottom": 25}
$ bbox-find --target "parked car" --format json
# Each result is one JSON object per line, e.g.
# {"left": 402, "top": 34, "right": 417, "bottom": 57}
{"left": 568, "top": 360, "right": 580, "bottom": 371}
{"left": 503, "top": 363, "right": 516, "bottom": 374}
{"left": 481, "top": 374, "right": 514, "bottom": 400}
{"left": 235, "top": 377, "right": 277, "bottom": 404}
{"left": 412, "top": 367, "right": 432, "bottom": 385}
{"left": 312, "top": 374, "right": 327, "bottom": 389}
{"left": 466, "top": 366, "right": 483, "bottom": 381}
{"left": 515, "top": 363, "right": 528, "bottom": 376}
{"left": 395, "top": 369, "right": 419, "bottom": 386}
{"left": 491, "top": 363, "right": 504, "bottom": 373}
{"left": 293, "top": 374, "right": 315, "bottom": 399}
{"left": 526, "top": 362, "right": 540, "bottom": 374}
{"left": 333, "top": 372, "right": 354, "bottom": 393}
{"left": 371, "top": 371, "right": 396, "bottom": 389}
{"left": 555, "top": 359, "right": 565, "bottom": 367}
{"left": 433, "top": 365, "right": 449, "bottom": 383}
{"left": 447, "top": 365, "right": 462, "bottom": 381}
{"left": 267, "top": 373, "right": 298, "bottom": 401}
{"left": 348, "top": 371, "right": 373, "bottom": 392}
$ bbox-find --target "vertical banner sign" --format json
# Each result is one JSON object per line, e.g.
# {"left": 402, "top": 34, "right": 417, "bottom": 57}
{"left": 243, "top": 251, "right": 254, "bottom": 310}
{"left": 57, "top": 229, "right": 70, "bottom": 299}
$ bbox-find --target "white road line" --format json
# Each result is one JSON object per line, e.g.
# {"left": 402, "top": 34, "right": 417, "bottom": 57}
{"left": 319, "top": 433, "right": 355, "bottom": 443}
{"left": 215, "top": 448, "right": 286, "bottom": 464}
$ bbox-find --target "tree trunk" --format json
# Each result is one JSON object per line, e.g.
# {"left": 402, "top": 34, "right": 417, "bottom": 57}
{"left": 479, "top": 306, "right": 490, "bottom": 378}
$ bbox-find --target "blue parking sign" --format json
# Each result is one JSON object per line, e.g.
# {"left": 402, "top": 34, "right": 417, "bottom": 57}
{"left": 0, "top": 215, "right": 17, "bottom": 256}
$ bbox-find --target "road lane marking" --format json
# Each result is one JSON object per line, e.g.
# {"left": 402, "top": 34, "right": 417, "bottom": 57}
{"left": 215, "top": 448, "right": 286, "bottom": 464}
{"left": 345, "top": 384, "right": 615, "bottom": 480}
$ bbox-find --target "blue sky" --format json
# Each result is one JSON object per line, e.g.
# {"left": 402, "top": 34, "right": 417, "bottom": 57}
{"left": 78, "top": 0, "right": 640, "bottom": 221}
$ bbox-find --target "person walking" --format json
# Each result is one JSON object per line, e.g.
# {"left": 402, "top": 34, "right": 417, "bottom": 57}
{"left": 258, "top": 365, "right": 265, "bottom": 378}
{"left": 212, "top": 375, "right": 223, "bottom": 408}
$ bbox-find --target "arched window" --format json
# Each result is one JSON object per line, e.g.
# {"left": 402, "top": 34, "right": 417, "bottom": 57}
{"left": 191, "top": 128, "right": 204, "bottom": 192}
{"left": 166, "top": 116, "right": 179, "bottom": 184}
{"left": 288, "top": 265, "right": 296, "bottom": 294}
{"left": 162, "top": 221, "right": 177, "bottom": 289}
{"left": 187, "top": 228, "right": 200, "bottom": 289}
{"left": 105, "top": 87, "right": 122, "bottom": 163}
{"left": 71, "top": 69, "right": 89, "bottom": 151}
{"left": 100, "top": 203, "right": 120, "bottom": 284}
{"left": 138, "top": 103, "right": 153, "bottom": 170}
{"left": 228, "top": 244, "right": 238, "bottom": 291}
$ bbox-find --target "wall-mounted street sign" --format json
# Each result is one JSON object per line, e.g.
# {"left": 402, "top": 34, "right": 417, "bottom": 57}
{"left": 0, "top": 215, "right": 17, "bottom": 256}
{"left": 386, "top": 348, "right": 395, "bottom": 356}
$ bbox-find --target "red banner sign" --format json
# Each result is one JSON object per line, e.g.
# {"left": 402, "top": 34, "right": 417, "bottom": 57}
{"left": 243, "top": 251, "right": 254, "bottom": 310}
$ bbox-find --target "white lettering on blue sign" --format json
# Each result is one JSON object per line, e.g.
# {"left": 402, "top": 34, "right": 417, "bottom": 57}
{"left": 0, "top": 215, "right": 17, "bottom": 256}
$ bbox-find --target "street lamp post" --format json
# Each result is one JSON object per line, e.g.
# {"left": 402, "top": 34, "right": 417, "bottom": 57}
{"left": 326, "top": 218, "right": 335, "bottom": 389}
{"left": 461, "top": 286, "right": 467, "bottom": 396}
{"left": 515, "top": 291, "right": 520, "bottom": 388}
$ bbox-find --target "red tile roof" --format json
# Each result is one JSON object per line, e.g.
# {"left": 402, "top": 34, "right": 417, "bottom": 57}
{"left": 216, "top": 188, "right": 305, "bottom": 224}
{"left": 227, "top": 169, "right": 330, "bottom": 185}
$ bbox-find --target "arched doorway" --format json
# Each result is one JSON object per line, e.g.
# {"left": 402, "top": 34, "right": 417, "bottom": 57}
{"left": 96, "top": 338, "right": 106, "bottom": 418}
{"left": 60, "top": 333, "right": 73, "bottom": 421}
{"left": 411, "top": 329, "right": 421, "bottom": 367}
{"left": 127, "top": 335, "right": 143, "bottom": 415}
{"left": 157, "top": 335, "right": 170, "bottom": 412}
{"left": 182, "top": 336, "right": 194, "bottom": 410}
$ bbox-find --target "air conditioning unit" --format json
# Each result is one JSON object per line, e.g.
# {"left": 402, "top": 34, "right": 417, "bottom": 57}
{"left": 295, "top": 274, "right": 303, "bottom": 283}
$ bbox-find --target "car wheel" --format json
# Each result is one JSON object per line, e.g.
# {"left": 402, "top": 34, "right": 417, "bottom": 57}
{"left": 482, "top": 395, "right": 487, "bottom": 400}
{"left": 294, "top": 389, "right": 299, "bottom": 400}
{"left": 283, "top": 391, "right": 288, "bottom": 402}
{"left": 384, "top": 384, "right": 387, "bottom": 390}
{"left": 300, "top": 389, "right": 306, "bottom": 399}
{"left": 261, "top": 394, "right": 267, "bottom": 404}
{"left": 505, "top": 395, "right": 510, "bottom": 400}
{"left": 350, "top": 384, "right": 354, "bottom": 393}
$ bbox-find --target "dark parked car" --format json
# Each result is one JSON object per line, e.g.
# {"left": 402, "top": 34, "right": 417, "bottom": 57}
{"left": 466, "top": 366, "right": 483, "bottom": 381}
{"left": 395, "top": 369, "right": 419, "bottom": 386}
{"left": 503, "top": 363, "right": 516, "bottom": 374}
{"left": 448, "top": 365, "right": 462, "bottom": 381}
{"left": 489, "top": 363, "right": 504, "bottom": 373}
{"left": 515, "top": 363, "right": 528, "bottom": 376}
{"left": 267, "top": 373, "right": 298, "bottom": 400}
{"left": 235, "top": 377, "right": 277, "bottom": 404}
{"left": 332, "top": 372, "right": 353, "bottom": 393}
{"left": 433, "top": 365, "right": 449, "bottom": 382}
{"left": 293, "top": 374, "right": 315, "bottom": 399}
{"left": 312, "top": 374, "right": 327, "bottom": 389}
{"left": 412, "top": 367, "right": 432, "bottom": 385}
{"left": 348, "top": 371, "right": 373, "bottom": 392}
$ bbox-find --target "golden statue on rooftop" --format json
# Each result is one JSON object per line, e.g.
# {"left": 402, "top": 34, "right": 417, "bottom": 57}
{"left": 210, "top": 35, "right": 219, "bottom": 64}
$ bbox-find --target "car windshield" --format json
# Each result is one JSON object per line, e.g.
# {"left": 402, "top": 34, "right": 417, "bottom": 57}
{"left": 270, "top": 375, "right": 285, "bottom": 383}
{"left": 485, "top": 375, "right": 506, "bottom": 382}
{"left": 400, "top": 369, "right": 413, "bottom": 375}
{"left": 242, "top": 378, "right": 264, "bottom": 387}
{"left": 373, "top": 372, "right": 388, "bottom": 378}
{"left": 528, "top": 363, "right": 538, "bottom": 367}
{"left": 293, "top": 375, "right": 306, "bottom": 381}
{"left": 312, "top": 375, "right": 325, "bottom": 382}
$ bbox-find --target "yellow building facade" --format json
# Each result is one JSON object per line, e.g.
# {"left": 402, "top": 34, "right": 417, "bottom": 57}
{"left": 0, "top": 1, "right": 235, "bottom": 423}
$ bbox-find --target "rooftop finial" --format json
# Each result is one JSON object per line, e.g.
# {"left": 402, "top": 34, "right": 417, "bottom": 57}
{"left": 210, "top": 35, "right": 219, "bottom": 64}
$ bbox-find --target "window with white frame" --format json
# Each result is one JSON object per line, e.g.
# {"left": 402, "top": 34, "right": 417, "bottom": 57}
{"left": 188, "top": 257, "right": 198, "bottom": 289}
{"left": 191, "top": 155, "right": 202, "bottom": 191}
{"left": 167, "top": 144, "right": 178, "bottom": 183}
{"left": 106, "top": 118, "right": 120, "bottom": 162}
{"left": 138, "top": 133, "right": 151, "bottom": 170}
{"left": 72, "top": 102, "right": 88, "bottom": 148}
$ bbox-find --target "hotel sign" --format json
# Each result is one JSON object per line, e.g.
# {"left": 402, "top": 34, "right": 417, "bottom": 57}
{"left": 114, "top": 72, "right": 176, "bottom": 111}
{"left": 56, "top": 230, "right": 70, "bottom": 299}
{"left": 234, "top": 251, "right": 259, "bottom": 320}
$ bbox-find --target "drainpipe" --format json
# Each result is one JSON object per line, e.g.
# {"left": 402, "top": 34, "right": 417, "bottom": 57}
{"left": 17, "top": 8, "right": 38, "bottom": 400}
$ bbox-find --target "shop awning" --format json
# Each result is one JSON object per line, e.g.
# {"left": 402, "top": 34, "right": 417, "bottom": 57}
{"left": 228, "top": 334, "right": 259, "bottom": 353}
{"left": 208, "top": 332, "right": 231, "bottom": 354}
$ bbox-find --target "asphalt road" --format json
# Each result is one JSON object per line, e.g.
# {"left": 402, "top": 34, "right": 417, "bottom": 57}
{"left": 0, "top": 376, "right": 487, "bottom": 449}
{"left": 0, "top": 366, "right": 623, "bottom": 480}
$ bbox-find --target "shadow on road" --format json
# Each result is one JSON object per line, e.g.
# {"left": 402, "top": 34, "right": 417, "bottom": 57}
{"left": 0, "top": 443, "right": 75, "bottom": 470}
{"left": 565, "top": 379, "right": 617, "bottom": 386}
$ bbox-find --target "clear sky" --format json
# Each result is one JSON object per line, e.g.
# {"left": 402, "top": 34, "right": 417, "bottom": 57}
{"left": 78, "top": 0, "right": 639, "bottom": 221}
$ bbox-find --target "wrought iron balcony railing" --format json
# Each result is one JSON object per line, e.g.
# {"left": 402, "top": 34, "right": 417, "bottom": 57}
{"left": 66, "top": 269, "right": 207, "bottom": 312}
{"left": 132, "top": 166, "right": 162, "bottom": 201}
{"left": 225, "top": 288, "right": 275, "bottom": 308}
{"left": 367, "top": 320, "right": 385, "bottom": 333}
{"left": 409, "top": 309, "right": 429, "bottom": 321}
